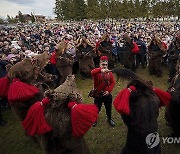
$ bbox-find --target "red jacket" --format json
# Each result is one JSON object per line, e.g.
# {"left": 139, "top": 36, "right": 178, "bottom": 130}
{"left": 91, "top": 68, "right": 115, "bottom": 93}
{"left": 50, "top": 51, "right": 56, "bottom": 65}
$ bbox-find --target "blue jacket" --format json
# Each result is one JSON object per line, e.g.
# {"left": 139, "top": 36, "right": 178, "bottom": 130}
{"left": 136, "top": 39, "right": 147, "bottom": 54}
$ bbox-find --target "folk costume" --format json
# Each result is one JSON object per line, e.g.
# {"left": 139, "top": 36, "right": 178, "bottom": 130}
{"left": 123, "top": 34, "right": 136, "bottom": 71}
{"left": 166, "top": 60, "right": 180, "bottom": 137}
{"left": 113, "top": 69, "right": 171, "bottom": 154}
{"left": 22, "top": 75, "right": 98, "bottom": 153}
{"left": 91, "top": 56, "right": 115, "bottom": 127}
{"left": 0, "top": 52, "right": 51, "bottom": 121}
{"left": 168, "top": 35, "right": 180, "bottom": 82}
{"left": 76, "top": 37, "right": 95, "bottom": 79}
{"left": 97, "top": 34, "right": 115, "bottom": 69}
{"left": 56, "top": 40, "right": 73, "bottom": 84}
{"left": 148, "top": 36, "right": 166, "bottom": 77}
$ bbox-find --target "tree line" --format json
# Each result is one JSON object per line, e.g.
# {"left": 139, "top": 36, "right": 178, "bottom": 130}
{"left": 54, "top": 0, "right": 180, "bottom": 20}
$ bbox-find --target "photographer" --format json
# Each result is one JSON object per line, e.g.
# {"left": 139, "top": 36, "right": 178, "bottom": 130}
{"left": 91, "top": 56, "right": 115, "bottom": 127}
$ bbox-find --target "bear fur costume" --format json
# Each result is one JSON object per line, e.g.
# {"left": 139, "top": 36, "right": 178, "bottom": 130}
{"left": 121, "top": 79, "right": 161, "bottom": 154}
{"left": 113, "top": 69, "right": 161, "bottom": 154}
{"left": 56, "top": 41, "right": 73, "bottom": 84}
{"left": 36, "top": 75, "right": 90, "bottom": 154}
{"left": 56, "top": 57, "right": 73, "bottom": 84}
{"left": 7, "top": 52, "right": 51, "bottom": 121}
{"left": 148, "top": 36, "right": 166, "bottom": 77}
{"left": 165, "top": 60, "right": 180, "bottom": 137}
{"left": 76, "top": 38, "right": 95, "bottom": 78}
{"left": 168, "top": 35, "right": 180, "bottom": 82}
{"left": 122, "top": 34, "right": 136, "bottom": 71}
{"left": 97, "top": 33, "right": 115, "bottom": 69}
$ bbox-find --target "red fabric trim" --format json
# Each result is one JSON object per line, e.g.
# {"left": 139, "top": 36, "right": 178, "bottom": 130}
{"left": 68, "top": 101, "right": 98, "bottom": 137}
{"left": 8, "top": 79, "right": 39, "bottom": 102}
{"left": 153, "top": 87, "right": 171, "bottom": 107}
{"left": 113, "top": 86, "right": 136, "bottom": 115}
{"left": 22, "top": 98, "right": 52, "bottom": 136}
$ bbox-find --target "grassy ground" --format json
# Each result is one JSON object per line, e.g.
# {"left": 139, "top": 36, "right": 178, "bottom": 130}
{"left": 0, "top": 66, "right": 180, "bottom": 154}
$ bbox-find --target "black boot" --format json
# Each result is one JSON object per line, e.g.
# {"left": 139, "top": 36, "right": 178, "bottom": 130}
{"left": 81, "top": 72, "right": 86, "bottom": 80}
{"left": 107, "top": 119, "right": 115, "bottom": 127}
{"left": 93, "top": 121, "right": 97, "bottom": 127}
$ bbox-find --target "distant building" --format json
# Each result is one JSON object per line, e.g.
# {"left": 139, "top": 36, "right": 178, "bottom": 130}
{"left": 15, "top": 14, "right": 31, "bottom": 22}
{"left": 15, "top": 14, "right": 46, "bottom": 23}
{"left": 34, "top": 15, "right": 46, "bottom": 22}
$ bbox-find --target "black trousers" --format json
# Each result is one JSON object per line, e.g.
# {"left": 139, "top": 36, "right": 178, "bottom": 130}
{"left": 72, "top": 61, "right": 79, "bottom": 74}
{"left": 136, "top": 53, "right": 146, "bottom": 68}
{"left": 169, "top": 61, "right": 177, "bottom": 81}
{"left": 94, "top": 94, "right": 112, "bottom": 120}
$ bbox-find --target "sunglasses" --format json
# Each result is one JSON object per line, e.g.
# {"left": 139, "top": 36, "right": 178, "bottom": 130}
{"left": 102, "top": 64, "right": 108, "bottom": 66}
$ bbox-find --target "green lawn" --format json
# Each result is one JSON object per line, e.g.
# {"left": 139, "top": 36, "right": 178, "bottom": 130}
{"left": 0, "top": 66, "right": 180, "bottom": 154}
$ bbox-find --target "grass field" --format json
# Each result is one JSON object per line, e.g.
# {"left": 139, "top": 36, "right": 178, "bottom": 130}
{"left": 0, "top": 66, "right": 180, "bottom": 154}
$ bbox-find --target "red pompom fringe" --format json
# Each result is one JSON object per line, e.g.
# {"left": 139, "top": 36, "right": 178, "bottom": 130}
{"left": 8, "top": 78, "right": 39, "bottom": 102}
{"left": 153, "top": 87, "right": 171, "bottom": 107}
{"left": 68, "top": 101, "right": 98, "bottom": 138}
{"left": 22, "top": 98, "right": 52, "bottom": 136}
{"left": 113, "top": 86, "right": 136, "bottom": 115}
{"left": 0, "top": 75, "right": 10, "bottom": 98}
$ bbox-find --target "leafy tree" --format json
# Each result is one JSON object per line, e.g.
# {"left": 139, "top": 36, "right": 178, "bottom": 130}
{"left": 0, "top": 17, "right": 5, "bottom": 24}
{"left": 141, "top": 0, "right": 150, "bottom": 18}
{"left": 74, "top": 0, "right": 87, "bottom": 20}
{"left": 59, "top": 0, "right": 75, "bottom": 20}
{"left": 54, "top": 0, "right": 180, "bottom": 20}
{"left": 98, "top": 0, "right": 109, "bottom": 19}
{"left": 166, "top": 0, "right": 176, "bottom": 17}
{"left": 151, "top": 0, "right": 161, "bottom": 18}
{"left": 134, "top": 0, "right": 141, "bottom": 18}
{"left": 116, "top": 1, "right": 125, "bottom": 19}
{"left": 86, "top": 0, "right": 100, "bottom": 19}
{"left": 65, "top": 0, "right": 76, "bottom": 19}
{"left": 54, "top": 0, "right": 84, "bottom": 20}
{"left": 174, "top": 0, "right": 180, "bottom": 20}
{"left": 128, "top": 0, "right": 135, "bottom": 18}
{"left": 31, "top": 12, "right": 36, "bottom": 23}
{"left": 7, "top": 15, "right": 13, "bottom": 23}
{"left": 7, "top": 15, "right": 11, "bottom": 21}
{"left": 18, "top": 11, "right": 25, "bottom": 23}
{"left": 121, "top": 0, "right": 129, "bottom": 19}
{"left": 54, "top": 0, "right": 64, "bottom": 20}
{"left": 7, "top": 15, "right": 18, "bottom": 23}
{"left": 109, "top": 0, "right": 121, "bottom": 19}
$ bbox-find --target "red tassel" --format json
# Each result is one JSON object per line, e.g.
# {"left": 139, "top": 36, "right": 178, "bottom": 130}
{"left": 153, "top": 87, "right": 171, "bottom": 106}
{"left": 113, "top": 86, "right": 136, "bottom": 115}
{"left": 8, "top": 78, "right": 39, "bottom": 102}
{"left": 22, "top": 98, "right": 52, "bottom": 136}
{"left": 68, "top": 101, "right": 98, "bottom": 138}
{"left": 0, "top": 75, "right": 10, "bottom": 98}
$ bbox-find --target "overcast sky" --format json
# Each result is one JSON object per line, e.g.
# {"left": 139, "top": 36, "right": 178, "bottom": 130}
{"left": 0, "top": 0, "right": 55, "bottom": 18}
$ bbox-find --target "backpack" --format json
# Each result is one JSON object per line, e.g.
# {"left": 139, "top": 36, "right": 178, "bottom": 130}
{"left": 132, "top": 42, "right": 140, "bottom": 54}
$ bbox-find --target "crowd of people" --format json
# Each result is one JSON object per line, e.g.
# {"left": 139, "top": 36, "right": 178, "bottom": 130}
{"left": 0, "top": 21, "right": 179, "bottom": 71}
{"left": 0, "top": 20, "right": 180, "bottom": 153}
